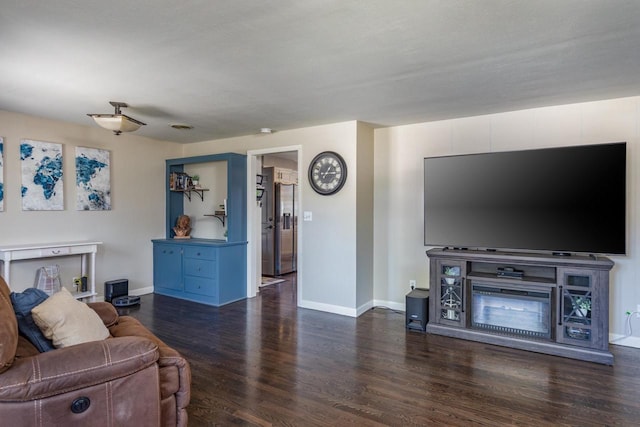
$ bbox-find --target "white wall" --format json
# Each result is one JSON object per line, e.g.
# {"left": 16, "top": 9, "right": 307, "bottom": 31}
{"left": 4, "top": 96, "right": 637, "bottom": 345}
{"left": 0, "top": 110, "right": 181, "bottom": 295}
{"left": 183, "top": 161, "right": 227, "bottom": 239}
{"left": 182, "top": 122, "right": 363, "bottom": 315}
{"left": 374, "top": 96, "right": 640, "bottom": 343}
{"left": 262, "top": 154, "right": 298, "bottom": 170}
{"left": 356, "top": 122, "right": 374, "bottom": 313}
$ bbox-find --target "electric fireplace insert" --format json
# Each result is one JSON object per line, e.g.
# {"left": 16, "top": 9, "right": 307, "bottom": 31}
{"left": 471, "top": 283, "right": 551, "bottom": 339}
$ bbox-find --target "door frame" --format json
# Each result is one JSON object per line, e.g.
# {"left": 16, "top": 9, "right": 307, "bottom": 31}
{"left": 246, "top": 145, "right": 302, "bottom": 304}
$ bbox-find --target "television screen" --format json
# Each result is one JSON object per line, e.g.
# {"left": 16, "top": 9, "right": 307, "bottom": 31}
{"left": 424, "top": 142, "right": 626, "bottom": 255}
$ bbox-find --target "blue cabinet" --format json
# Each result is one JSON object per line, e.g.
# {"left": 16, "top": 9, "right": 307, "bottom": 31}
{"left": 183, "top": 246, "right": 217, "bottom": 297}
{"left": 153, "top": 243, "right": 183, "bottom": 291}
{"left": 153, "top": 152, "right": 248, "bottom": 306}
{"left": 152, "top": 239, "right": 246, "bottom": 306}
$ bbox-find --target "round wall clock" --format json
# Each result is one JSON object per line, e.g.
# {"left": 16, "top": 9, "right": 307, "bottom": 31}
{"left": 308, "top": 151, "right": 347, "bottom": 195}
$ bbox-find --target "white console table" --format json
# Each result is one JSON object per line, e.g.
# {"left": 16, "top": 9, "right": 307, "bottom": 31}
{"left": 0, "top": 241, "right": 102, "bottom": 299}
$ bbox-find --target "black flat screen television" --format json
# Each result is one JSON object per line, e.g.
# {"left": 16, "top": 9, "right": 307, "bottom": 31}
{"left": 424, "top": 142, "right": 626, "bottom": 255}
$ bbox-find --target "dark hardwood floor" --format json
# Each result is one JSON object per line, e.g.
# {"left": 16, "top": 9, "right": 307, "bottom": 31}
{"left": 123, "top": 275, "right": 640, "bottom": 426}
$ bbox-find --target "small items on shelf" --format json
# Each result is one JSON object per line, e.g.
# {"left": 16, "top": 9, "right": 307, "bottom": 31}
{"left": 169, "top": 172, "right": 190, "bottom": 190}
{"left": 204, "top": 201, "right": 227, "bottom": 226}
{"left": 169, "top": 172, "right": 209, "bottom": 201}
{"left": 204, "top": 211, "right": 226, "bottom": 226}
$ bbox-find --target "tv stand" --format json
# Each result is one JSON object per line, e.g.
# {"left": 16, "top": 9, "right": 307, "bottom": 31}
{"left": 426, "top": 248, "right": 614, "bottom": 364}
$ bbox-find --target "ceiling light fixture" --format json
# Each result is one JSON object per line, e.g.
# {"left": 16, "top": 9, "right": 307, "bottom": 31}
{"left": 87, "top": 101, "right": 146, "bottom": 135}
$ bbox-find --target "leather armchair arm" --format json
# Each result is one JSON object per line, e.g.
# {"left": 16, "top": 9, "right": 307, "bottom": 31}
{"left": 158, "top": 345, "right": 192, "bottom": 411}
{"left": 108, "top": 316, "right": 191, "bottom": 424}
{"left": 0, "top": 336, "right": 158, "bottom": 401}
{"left": 86, "top": 301, "right": 119, "bottom": 327}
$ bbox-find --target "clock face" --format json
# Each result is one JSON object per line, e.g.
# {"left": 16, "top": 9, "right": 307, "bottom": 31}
{"left": 308, "top": 151, "right": 347, "bottom": 195}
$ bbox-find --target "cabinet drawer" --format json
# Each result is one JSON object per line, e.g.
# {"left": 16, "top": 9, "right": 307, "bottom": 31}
{"left": 41, "top": 247, "right": 71, "bottom": 257}
{"left": 184, "top": 258, "right": 216, "bottom": 278}
{"left": 185, "top": 276, "right": 217, "bottom": 297}
{"left": 183, "top": 246, "right": 217, "bottom": 260}
{"left": 154, "top": 244, "right": 180, "bottom": 257}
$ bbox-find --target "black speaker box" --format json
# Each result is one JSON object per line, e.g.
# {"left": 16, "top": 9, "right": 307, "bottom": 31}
{"left": 104, "top": 279, "right": 129, "bottom": 303}
{"left": 406, "top": 289, "right": 429, "bottom": 331}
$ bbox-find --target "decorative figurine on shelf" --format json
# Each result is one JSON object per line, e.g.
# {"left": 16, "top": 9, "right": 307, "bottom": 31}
{"left": 173, "top": 215, "right": 192, "bottom": 239}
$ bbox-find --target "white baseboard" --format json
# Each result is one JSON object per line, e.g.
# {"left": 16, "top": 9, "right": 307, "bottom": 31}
{"left": 356, "top": 301, "right": 374, "bottom": 316}
{"left": 133, "top": 291, "right": 640, "bottom": 351}
{"left": 129, "top": 286, "right": 154, "bottom": 296}
{"left": 93, "top": 286, "right": 154, "bottom": 301}
{"left": 298, "top": 299, "right": 407, "bottom": 317}
{"left": 299, "top": 299, "right": 358, "bottom": 317}
{"left": 609, "top": 334, "right": 640, "bottom": 348}
{"left": 372, "top": 299, "right": 405, "bottom": 312}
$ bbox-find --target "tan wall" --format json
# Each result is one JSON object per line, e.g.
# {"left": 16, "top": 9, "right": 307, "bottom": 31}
{"left": 4, "top": 95, "right": 637, "bottom": 341}
{"left": 356, "top": 122, "right": 374, "bottom": 311}
{"left": 374, "top": 96, "right": 640, "bottom": 340}
{"left": 183, "top": 121, "right": 361, "bottom": 313}
{"left": 0, "top": 110, "right": 181, "bottom": 295}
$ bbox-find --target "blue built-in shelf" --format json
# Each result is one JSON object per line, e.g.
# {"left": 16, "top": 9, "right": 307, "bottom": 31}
{"left": 165, "top": 153, "right": 247, "bottom": 242}
{"left": 153, "top": 153, "right": 248, "bottom": 306}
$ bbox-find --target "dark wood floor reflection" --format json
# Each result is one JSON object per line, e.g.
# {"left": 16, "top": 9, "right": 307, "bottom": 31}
{"left": 124, "top": 275, "right": 640, "bottom": 426}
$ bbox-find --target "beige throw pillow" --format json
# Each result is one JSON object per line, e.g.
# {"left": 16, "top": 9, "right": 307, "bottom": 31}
{"left": 32, "top": 288, "right": 110, "bottom": 348}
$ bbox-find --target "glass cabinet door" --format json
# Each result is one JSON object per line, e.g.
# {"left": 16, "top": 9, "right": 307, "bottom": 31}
{"left": 557, "top": 269, "right": 597, "bottom": 347}
{"left": 437, "top": 261, "right": 466, "bottom": 326}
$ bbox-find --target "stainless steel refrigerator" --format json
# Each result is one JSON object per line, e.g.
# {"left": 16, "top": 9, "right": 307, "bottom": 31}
{"left": 262, "top": 179, "right": 297, "bottom": 276}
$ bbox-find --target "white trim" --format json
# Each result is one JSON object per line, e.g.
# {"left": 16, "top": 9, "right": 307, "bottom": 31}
{"left": 299, "top": 299, "right": 405, "bottom": 318}
{"left": 609, "top": 334, "right": 640, "bottom": 348}
{"left": 129, "top": 286, "right": 154, "bottom": 296}
{"left": 372, "top": 299, "right": 406, "bottom": 312}
{"left": 298, "top": 299, "right": 406, "bottom": 318}
{"left": 299, "top": 299, "right": 357, "bottom": 317}
{"left": 246, "top": 145, "right": 303, "bottom": 305}
{"left": 356, "top": 301, "right": 374, "bottom": 316}
{"left": 246, "top": 154, "right": 259, "bottom": 299}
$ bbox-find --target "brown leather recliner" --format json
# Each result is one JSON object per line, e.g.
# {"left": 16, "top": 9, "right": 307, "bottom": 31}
{"left": 0, "top": 277, "right": 190, "bottom": 426}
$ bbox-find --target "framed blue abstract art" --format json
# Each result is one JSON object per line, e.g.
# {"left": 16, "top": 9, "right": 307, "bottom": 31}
{"left": 21, "top": 139, "right": 64, "bottom": 211}
{"left": 76, "top": 146, "right": 111, "bottom": 210}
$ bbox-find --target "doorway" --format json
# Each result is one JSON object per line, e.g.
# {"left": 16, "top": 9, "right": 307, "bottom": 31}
{"left": 246, "top": 146, "right": 302, "bottom": 305}
{"left": 260, "top": 152, "right": 298, "bottom": 279}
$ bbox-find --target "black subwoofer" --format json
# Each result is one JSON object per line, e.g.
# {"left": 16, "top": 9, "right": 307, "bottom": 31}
{"left": 406, "top": 289, "right": 429, "bottom": 331}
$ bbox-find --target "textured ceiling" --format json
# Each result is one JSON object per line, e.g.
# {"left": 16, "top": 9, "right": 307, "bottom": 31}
{"left": 1, "top": 1, "right": 640, "bottom": 143}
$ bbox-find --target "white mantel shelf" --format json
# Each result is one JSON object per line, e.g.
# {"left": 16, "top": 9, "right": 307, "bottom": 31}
{"left": 0, "top": 241, "right": 102, "bottom": 299}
